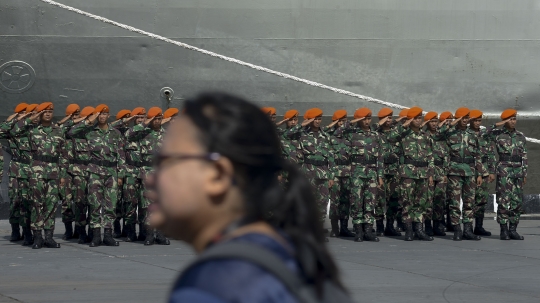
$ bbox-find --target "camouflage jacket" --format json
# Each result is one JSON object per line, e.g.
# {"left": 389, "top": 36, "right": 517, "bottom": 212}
{"left": 284, "top": 124, "right": 335, "bottom": 180}
{"left": 433, "top": 124, "right": 484, "bottom": 177}
{"left": 68, "top": 122, "right": 126, "bottom": 178}
{"left": 64, "top": 121, "right": 91, "bottom": 176}
{"left": 424, "top": 129, "right": 449, "bottom": 181}
{"left": 324, "top": 125, "right": 351, "bottom": 177}
{"left": 375, "top": 124, "right": 401, "bottom": 176}
{"left": 111, "top": 120, "right": 138, "bottom": 177}
{"left": 111, "top": 119, "right": 129, "bottom": 135}
{"left": 11, "top": 119, "right": 67, "bottom": 180}
{"left": 484, "top": 125, "right": 528, "bottom": 179}
{"left": 8, "top": 119, "right": 35, "bottom": 178}
{"left": 125, "top": 124, "right": 164, "bottom": 180}
{"left": 337, "top": 122, "right": 383, "bottom": 180}
{"left": 470, "top": 127, "right": 496, "bottom": 177}
{"left": 280, "top": 127, "right": 303, "bottom": 165}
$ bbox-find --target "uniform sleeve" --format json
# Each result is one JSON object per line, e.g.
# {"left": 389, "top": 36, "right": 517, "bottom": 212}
{"left": 431, "top": 124, "right": 449, "bottom": 141}
{"left": 474, "top": 137, "right": 485, "bottom": 176}
{"left": 386, "top": 124, "right": 410, "bottom": 143}
{"left": 427, "top": 136, "right": 435, "bottom": 178}
{"left": 58, "top": 135, "right": 68, "bottom": 179}
{"left": 110, "top": 120, "right": 124, "bottom": 129}
{"left": 521, "top": 134, "right": 528, "bottom": 178}
{"left": 10, "top": 118, "right": 32, "bottom": 137}
{"left": 483, "top": 124, "right": 502, "bottom": 142}
{"left": 376, "top": 133, "right": 384, "bottom": 178}
{"left": 0, "top": 120, "right": 15, "bottom": 139}
{"left": 325, "top": 134, "right": 335, "bottom": 180}
{"left": 283, "top": 124, "right": 302, "bottom": 140}
{"left": 126, "top": 124, "right": 153, "bottom": 142}
{"left": 117, "top": 134, "right": 127, "bottom": 179}
{"left": 483, "top": 130, "right": 497, "bottom": 175}
{"left": 443, "top": 143, "right": 450, "bottom": 177}
{"left": 68, "top": 121, "right": 93, "bottom": 139}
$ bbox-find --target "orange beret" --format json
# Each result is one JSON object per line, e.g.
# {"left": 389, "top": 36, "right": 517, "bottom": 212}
{"left": 455, "top": 107, "right": 470, "bottom": 118}
{"left": 131, "top": 107, "right": 146, "bottom": 116}
{"left": 15, "top": 103, "right": 28, "bottom": 113}
{"left": 304, "top": 108, "right": 323, "bottom": 120}
{"left": 163, "top": 108, "right": 179, "bottom": 119}
{"left": 80, "top": 106, "right": 95, "bottom": 118}
{"left": 332, "top": 110, "right": 347, "bottom": 121}
{"left": 37, "top": 102, "right": 54, "bottom": 112}
{"left": 501, "top": 109, "right": 517, "bottom": 120}
{"left": 378, "top": 108, "right": 393, "bottom": 118}
{"left": 424, "top": 111, "right": 438, "bottom": 121}
{"left": 439, "top": 111, "right": 453, "bottom": 122}
{"left": 116, "top": 110, "right": 131, "bottom": 120}
{"left": 262, "top": 107, "right": 276, "bottom": 115}
{"left": 354, "top": 108, "right": 372, "bottom": 119}
{"left": 284, "top": 109, "right": 299, "bottom": 120}
{"left": 26, "top": 104, "right": 38, "bottom": 112}
{"left": 147, "top": 107, "right": 163, "bottom": 118}
{"left": 93, "top": 104, "right": 109, "bottom": 114}
{"left": 65, "top": 104, "right": 80, "bottom": 115}
{"left": 399, "top": 109, "right": 409, "bottom": 117}
{"left": 407, "top": 107, "right": 423, "bottom": 119}
{"left": 469, "top": 109, "right": 483, "bottom": 120}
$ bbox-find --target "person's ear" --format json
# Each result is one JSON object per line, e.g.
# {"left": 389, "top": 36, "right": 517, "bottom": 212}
{"left": 204, "top": 156, "right": 235, "bottom": 203}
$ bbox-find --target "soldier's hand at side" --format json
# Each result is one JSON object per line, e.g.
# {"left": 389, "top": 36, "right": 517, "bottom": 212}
{"left": 429, "top": 176, "right": 434, "bottom": 187}
{"left": 524, "top": 177, "right": 527, "bottom": 185}
{"left": 277, "top": 175, "right": 283, "bottom": 182}
{"left": 328, "top": 180, "right": 334, "bottom": 188}
{"left": 276, "top": 118, "right": 290, "bottom": 126}
{"left": 378, "top": 177, "right": 384, "bottom": 189}
{"left": 60, "top": 178, "right": 66, "bottom": 187}
{"left": 301, "top": 118, "right": 314, "bottom": 127}
{"left": 488, "top": 174, "right": 495, "bottom": 183}
{"left": 118, "top": 178, "right": 123, "bottom": 187}
{"left": 443, "top": 176, "right": 448, "bottom": 183}
{"left": 476, "top": 176, "right": 483, "bottom": 186}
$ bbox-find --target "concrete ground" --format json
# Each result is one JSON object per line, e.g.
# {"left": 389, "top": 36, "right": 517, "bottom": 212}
{"left": 1, "top": 218, "right": 539, "bottom": 303}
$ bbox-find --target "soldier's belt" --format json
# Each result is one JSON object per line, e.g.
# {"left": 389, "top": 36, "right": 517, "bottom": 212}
{"left": 499, "top": 155, "right": 523, "bottom": 162}
{"left": 90, "top": 159, "right": 118, "bottom": 167}
{"left": 481, "top": 156, "right": 489, "bottom": 163}
{"left": 304, "top": 158, "right": 328, "bottom": 166}
{"left": 12, "top": 157, "right": 31, "bottom": 165}
{"left": 450, "top": 157, "right": 475, "bottom": 164}
{"left": 141, "top": 160, "right": 152, "bottom": 167}
{"left": 71, "top": 159, "right": 89, "bottom": 165}
{"left": 126, "top": 159, "right": 142, "bottom": 167}
{"left": 383, "top": 157, "right": 398, "bottom": 164}
{"left": 335, "top": 159, "right": 350, "bottom": 166}
{"left": 434, "top": 159, "right": 444, "bottom": 166}
{"left": 403, "top": 159, "right": 429, "bottom": 167}
{"left": 33, "top": 155, "right": 59, "bottom": 163}
{"left": 350, "top": 155, "right": 377, "bottom": 165}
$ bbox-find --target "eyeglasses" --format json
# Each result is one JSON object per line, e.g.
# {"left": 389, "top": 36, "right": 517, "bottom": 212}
{"left": 153, "top": 152, "right": 221, "bottom": 168}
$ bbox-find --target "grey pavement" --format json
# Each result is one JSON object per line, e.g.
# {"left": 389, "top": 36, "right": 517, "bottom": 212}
{"left": 1, "top": 218, "right": 540, "bottom": 303}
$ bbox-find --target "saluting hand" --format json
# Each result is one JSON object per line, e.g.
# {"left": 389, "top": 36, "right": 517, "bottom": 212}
{"left": 276, "top": 118, "right": 290, "bottom": 126}
{"left": 450, "top": 117, "right": 462, "bottom": 127}
{"left": 495, "top": 118, "right": 512, "bottom": 127}
{"left": 6, "top": 113, "right": 18, "bottom": 122}
{"left": 327, "top": 120, "right": 340, "bottom": 128}
{"left": 350, "top": 117, "right": 365, "bottom": 124}
{"left": 438, "top": 119, "right": 448, "bottom": 128}
{"left": 161, "top": 117, "right": 172, "bottom": 125}
{"left": 420, "top": 120, "right": 430, "bottom": 128}
{"left": 29, "top": 111, "right": 43, "bottom": 121}
{"left": 395, "top": 116, "right": 406, "bottom": 123}
{"left": 402, "top": 118, "right": 413, "bottom": 128}
{"left": 377, "top": 116, "right": 390, "bottom": 126}
{"left": 87, "top": 112, "right": 100, "bottom": 124}
{"left": 301, "top": 118, "right": 314, "bottom": 127}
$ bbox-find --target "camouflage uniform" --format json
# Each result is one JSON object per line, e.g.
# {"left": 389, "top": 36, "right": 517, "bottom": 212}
{"left": 285, "top": 124, "right": 334, "bottom": 222}
{"left": 120, "top": 122, "right": 144, "bottom": 229}
{"left": 324, "top": 125, "right": 351, "bottom": 220}
{"left": 435, "top": 125, "right": 484, "bottom": 226}
{"left": 278, "top": 126, "right": 302, "bottom": 184}
{"left": 58, "top": 119, "right": 75, "bottom": 224}
{"left": 484, "top": 125, "right": 527, "bottom": 225}
{"left": 0, "top": 120, "right": 21, "bottom": 226}
{"left": 472, "top": 127, "right": 496, "bottom": 217}
{"left": 425, "top": 130, "right": 449, "bottom": 223}
{"left": 111, "top": 119, "right": 130, "bottom": 231}
{"left": 375, "top": 125, "right": 402, "bottom": 222}
{"left": 68, "top": 122, "right": 126, "bottom": 229}
{"left": 11, "top": 118, "right": 67, "bottom": 231}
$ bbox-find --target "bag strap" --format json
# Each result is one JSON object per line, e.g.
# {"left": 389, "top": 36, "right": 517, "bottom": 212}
{"left": 180, "top": 242, "right": 318, "bottom": 303}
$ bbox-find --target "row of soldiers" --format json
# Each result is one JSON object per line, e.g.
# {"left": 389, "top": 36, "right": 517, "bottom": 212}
{"left": 263, "top": 106, "right": 528, "bottom": 242}
{"left": 3, "top": 102, "right": 179, "bottom": 249}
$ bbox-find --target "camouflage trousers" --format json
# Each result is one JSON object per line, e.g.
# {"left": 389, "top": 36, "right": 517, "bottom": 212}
{"left": 139, "top": 176, "right": 152, "bottom": 227}
{"left": 59, "top": 173, "right": 75, "bottom": 223}
{"left": 72, "top": 174, "right": 89, "bottom": 227}
{"left": 329, "top": 176, "right": 350, "bottom": 220}
{"left": 447, "top": 175, "right": 476, "bottom": 225}
{"left": 30, "top": 178, "right": 59, "bottom": 231}
{"left": 349, "top": 176, "right": 377, "bottom": 225}
{"left": 123, "top": 175, "right": 142, "bottom": 226}
{"left": 88, "top": 173, "right": 118, "bottom": 229}
{"left": 496, "top": 176, "right": 523, "bottom": 224}
{"left": 428, "top": 179, "right": 447, "bottom": 221}
{"left": 8, "top": 176, "right": 31, "bottom": 226}
{"left": 474, "top": 176, "right": 489, "bottom": 217}
{"left": 377, "top": 174, "right": 400, "bottom": 221}
{"left": 308, "top": 178, "right": 329, "bottom": 222}
{"left": 401, "top": 178, "right": 429, "bottom": 223}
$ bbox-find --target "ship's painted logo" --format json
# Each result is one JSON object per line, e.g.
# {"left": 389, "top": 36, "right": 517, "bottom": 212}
{"left": 0, "top": 61, "right": 36, "bottom": 93}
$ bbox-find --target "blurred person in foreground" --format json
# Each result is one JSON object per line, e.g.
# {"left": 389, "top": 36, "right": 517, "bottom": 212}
{"left": 145, "top": 92, "right": 352, "bottom": 303}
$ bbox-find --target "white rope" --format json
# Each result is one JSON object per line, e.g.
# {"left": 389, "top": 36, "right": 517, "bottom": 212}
{"left": 38, "top": 0, "right": 540, "bottom": 144}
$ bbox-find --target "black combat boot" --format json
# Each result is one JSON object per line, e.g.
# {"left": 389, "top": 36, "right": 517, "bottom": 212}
{"left": 62, "top": 222, "right": 74, "bottom": 240}
{"left": 462, "top": 222, "right": 481, "bottom": 240}
{"left": 155, "top": 230, "right": 171, "bottom": 245}
{"left": 72, "top": 225, "right": 80, "bottom": 239}
{"left": 137, "top": 223, "right": 146, "bottom": 241}
{"left": 121, "top": 221, "right": 127, "bottom": 237}
{"left": 433, "top": 220, "right": 446, "bottom": 236}
{"left": 396, "top": 217, "right": 405, "bottom": 232}
{"left": 446, "top": 212, "right": 454, "bottom": 232}
{"left": 353, "top": 224, "right": 363, "bottom": 242}
{"left": 404, "top": 222, "right": 414, "bottom": 241}
{"left": 44, "top": 229, "right": 61, "bottom": 248}
{"left": 113, "top": 219, "right": 122, "bottom": 238}
{"left": 78, "top": 226, "right": 88, "bottom": 244}
{"left": 363, "top": 223, "right": 379, "bottom": 242}
{"left": 452, "top": 224, "right": 462, "bottom": 241}
{"left": 10, "top": 223, "right": 22, "bottom": 241}
{"left": 339, "top": 219, "right": 356, "bottom": 237}
{"left": 144, "top": 226, "right": 155, "bottom": 246}
{"left": 330, "top": 219, "right": 340, "bottom": 237}
{"left": 32, "top": 230, "right": 44, "bottom": 249}
{"left": 125, "top": 224, "right": 138, "bottom": 242}
{"left": 509, "top": 222, "right": 524, "bottom": 240}
{"left": 86, "top": 227, "right": 94, "bottom": 243}
{"left": 22, "top": 226, "right": 34, "bottom": 246}
{"left": 424, "top": 220, "right": 434, "bottom": 237}
{"left": 499, "top": 223, "right": 510, "bottom": 240}
{"left": 473, "top": 216, "right": 491, "bottom": 236}
{"left": 384, "top": 219, "right": 401, "bottom": 236}
{"left": 375, "top": 219, "right": 385, "bottom": 237}
{"left": 103, "top": 228, "right": 120, "bottom": 246}
{"left": 414, "top": 222, "right": 433, "bottom": 241}
{"left": 89, "top": 228, "right": 101, "bottom": 247}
